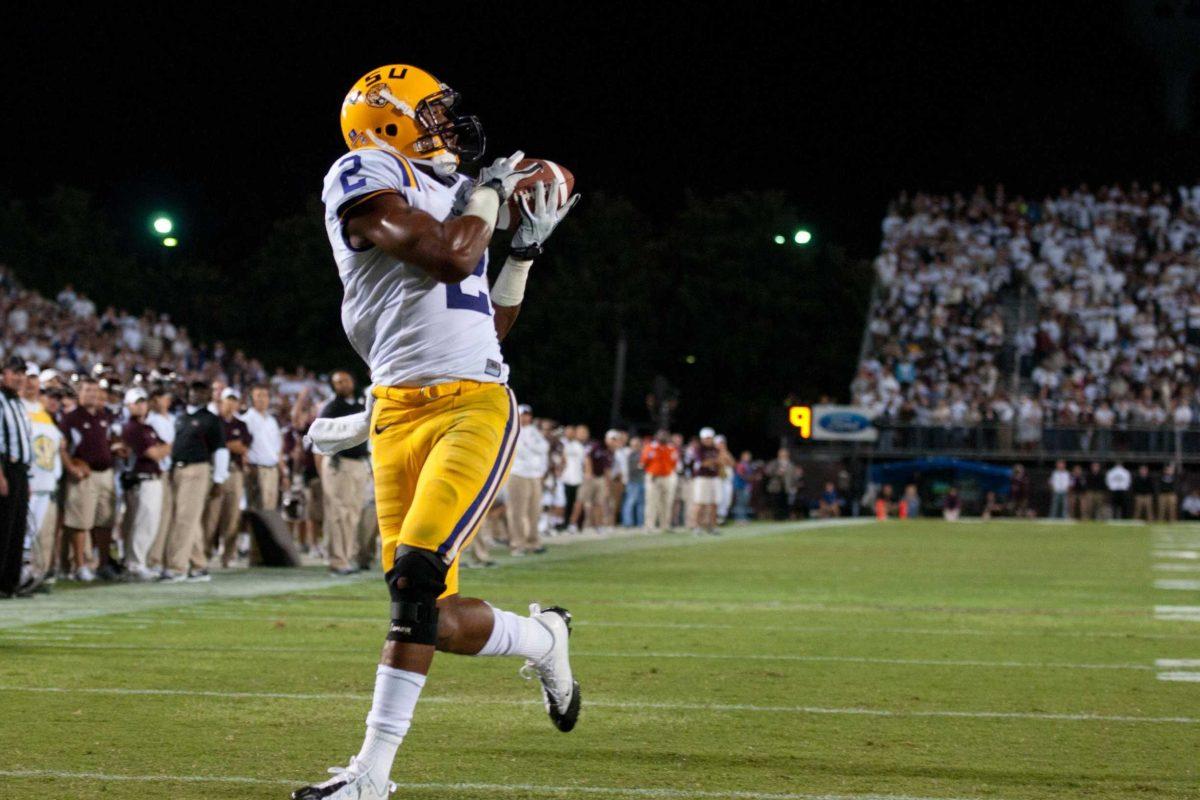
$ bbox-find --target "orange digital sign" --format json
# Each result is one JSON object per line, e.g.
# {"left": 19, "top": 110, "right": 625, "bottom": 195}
{"left": 788, "top": 405, "right": 812, "bottom": 439}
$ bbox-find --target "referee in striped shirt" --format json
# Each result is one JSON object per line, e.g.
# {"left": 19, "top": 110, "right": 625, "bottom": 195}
{"left": 0, "top": 355, "right": 34, "bottom": 598}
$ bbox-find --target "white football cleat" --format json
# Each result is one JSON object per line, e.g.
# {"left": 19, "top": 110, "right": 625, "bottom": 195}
{"left": 520, "top": 603, "right": 581, "bottom": 732}
{"left": 290, "top": 756, "right": 394, "bottom": 799}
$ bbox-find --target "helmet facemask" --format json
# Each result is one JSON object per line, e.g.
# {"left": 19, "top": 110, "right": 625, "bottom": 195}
{"left": 412, "top": 88, "right": 485, "bottom": 165}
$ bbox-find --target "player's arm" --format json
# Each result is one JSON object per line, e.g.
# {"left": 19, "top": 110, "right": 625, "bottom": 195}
{"left": 342, "top": 151, "right": 539, "bottom": 285}
{"left": 489, "top": 179, "right": 581, "bottom": 341}
{"left": 344, "top": 193, "right": 496, "bottom": 284}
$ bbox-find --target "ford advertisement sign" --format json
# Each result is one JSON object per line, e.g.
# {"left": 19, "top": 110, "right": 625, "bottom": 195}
{"left": 811, "top": 405, "right": 877, "bottom": 442}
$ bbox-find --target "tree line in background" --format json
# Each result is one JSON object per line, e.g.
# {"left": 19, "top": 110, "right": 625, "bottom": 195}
{"left": 0, "top": 186, "right": 873, "bottom": 449}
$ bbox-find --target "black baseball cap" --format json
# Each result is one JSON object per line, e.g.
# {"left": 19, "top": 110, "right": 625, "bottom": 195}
{"left": 2, "top": 355, "right": 25, "bottom": 372}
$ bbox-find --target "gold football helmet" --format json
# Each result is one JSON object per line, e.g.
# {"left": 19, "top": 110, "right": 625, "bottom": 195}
{"left": 340, "top": 64, "right": 484, "bottom": 175}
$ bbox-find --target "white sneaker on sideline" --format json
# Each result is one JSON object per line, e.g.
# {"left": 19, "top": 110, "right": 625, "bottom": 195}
{"left": 74, "top": 566, "right": 96, "bottom": 583}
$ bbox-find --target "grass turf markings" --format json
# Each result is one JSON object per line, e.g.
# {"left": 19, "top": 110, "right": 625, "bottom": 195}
{"left": 0, "top": 770, "right": 999, "bottom": 800}
{"left": 1, "top": 685, "right": 1196, "bottom": 724}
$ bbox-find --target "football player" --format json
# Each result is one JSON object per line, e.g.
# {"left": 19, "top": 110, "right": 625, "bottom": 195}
{"left": 292, "top": 65, "right": 580, "bottom": 799}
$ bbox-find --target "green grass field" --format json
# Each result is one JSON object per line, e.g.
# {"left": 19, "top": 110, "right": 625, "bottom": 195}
{"left": 1, "top": 519, "right": 1198, "bottom": 800}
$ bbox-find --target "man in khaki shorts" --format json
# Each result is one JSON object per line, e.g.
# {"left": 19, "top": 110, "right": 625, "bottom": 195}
{"left": 203, "top": 387, "right": 252, "bottom": 567}
{"left": 119, "top": 388, "right": 171, "bottom": 580}
{"left": 242, "top": 384, "right": 284, "bottom": 511}
{"left": 575, "top": 430, "right": 615, "bottom": 532}
{"left": 59, "top": 377, "right": 121, "bottom": 582}
{"left": 689, "top": 427, "right": 722, "bottom": 535}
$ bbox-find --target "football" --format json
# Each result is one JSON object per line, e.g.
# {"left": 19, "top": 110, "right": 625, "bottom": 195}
{"left": 495, "top": 158, "right": 575, "bottom": 231}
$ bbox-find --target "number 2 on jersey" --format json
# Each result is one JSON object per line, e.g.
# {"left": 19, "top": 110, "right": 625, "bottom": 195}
{"left": 338, "top": 155, "right": 366, "bottom": 193}
{"left": 446, "top": 255, "right": 491, "bottom": 315}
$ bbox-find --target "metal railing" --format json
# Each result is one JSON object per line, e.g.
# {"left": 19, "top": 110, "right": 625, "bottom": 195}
{"left": 867, "top": 422, "right": 1200, "bottom": 462}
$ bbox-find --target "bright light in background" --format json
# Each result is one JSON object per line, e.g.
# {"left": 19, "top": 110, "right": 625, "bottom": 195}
{"left": 793, "top": 229, "right": 813, "bottom": 246}
{"left": 773, "top": 234, "right": 785, "bottom": 245}
{"left": 152, "top": 216, "right": 174, "bottom": 235}
{"left": 162, "top": 237, "right": 178, "bottom": 248}
{"left": 685, "top": 355, "right": 697, "bottom": 364}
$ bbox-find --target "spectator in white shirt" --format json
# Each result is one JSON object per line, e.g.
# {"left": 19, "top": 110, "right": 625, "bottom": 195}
{"left": 240, "top": 384, "right": 284, "bottom": 511}
{"left": 145, "top": 386, "right": 177, "bottom": 573}
{"left": 1105, "top": 462, "right": 1132, "bottom": 520}
{"left": 557, "top": 426, "right": 586, "bottom": 533}
{"left": 506, "top": 405, "right": 549, "bottom": 556}
{"left": 1048, "top": 460, "right": 1071, "bottom": 519}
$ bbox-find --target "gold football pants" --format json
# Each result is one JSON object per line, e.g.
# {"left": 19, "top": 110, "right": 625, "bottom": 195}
{"left": 371, "top": 380, "right": 517, "bottom": 597}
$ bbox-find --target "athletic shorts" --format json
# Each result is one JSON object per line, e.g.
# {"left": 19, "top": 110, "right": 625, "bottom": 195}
{"left": 64, "top": 468, "right": 117, "bottom": 530}
{"left": 371, "top": 380, "right": 517, "bottom": 598}
{"left": 692, "top": 476, "right": 721, "bottom": 505}
{"left": 577, "top": 476, "right": 609, "bottom": 506}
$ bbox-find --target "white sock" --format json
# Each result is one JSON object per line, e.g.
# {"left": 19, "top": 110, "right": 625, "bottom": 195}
{"left": 357, "top": 666, "right": 426, "bottom": 781}
{"left": 476, "top": 605, "right": 554, "bottom": 660}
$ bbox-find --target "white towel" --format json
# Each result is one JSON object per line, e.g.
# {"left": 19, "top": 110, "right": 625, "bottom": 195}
{"left": 305, "top": 412, "right": 370, "bottom": 455}
{"left": 304, "top": 385, "right": 376, "bottom": 456}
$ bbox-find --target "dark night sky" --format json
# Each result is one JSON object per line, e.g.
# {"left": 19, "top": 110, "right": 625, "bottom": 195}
{"left": 2, "top": 3, "right": 1194, "bottom": 264}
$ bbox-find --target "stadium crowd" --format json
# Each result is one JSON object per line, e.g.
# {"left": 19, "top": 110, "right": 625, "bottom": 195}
{"left": 1, "top": 269, "right": 798, "bottom": 598}
{"left": 854, "top": 183, "right": 1200, "bottom": 447}
{"left": 867, "top": 459, "right": 1198, "bottom": 523}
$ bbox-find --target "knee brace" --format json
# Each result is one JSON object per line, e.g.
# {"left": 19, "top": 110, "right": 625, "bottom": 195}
{"left": 384, "top": 546, "right": 448, "bottom": 645}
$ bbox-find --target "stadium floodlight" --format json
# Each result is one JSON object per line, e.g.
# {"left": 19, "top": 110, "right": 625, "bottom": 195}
{"left": 162, "top": 237, "right": 178, "bottom": 248}
{"left": 685, "top": 354, "right": 697, "bottom": 364}
{"left": 773, "top": 235, "right": 786, "bottom": 245}
{"left": 793, "top": 229, "right": 813, "bottom": 246}
{"left": 152, "top": 216, "right": 174, "bottom": 235}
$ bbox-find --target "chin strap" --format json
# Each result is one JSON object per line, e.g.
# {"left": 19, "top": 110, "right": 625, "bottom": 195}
{"left": 409, "top": 153, "right": 459, "bottom": 176}
{"left": 362, "top": 131, "right": 459, "bottom": 177}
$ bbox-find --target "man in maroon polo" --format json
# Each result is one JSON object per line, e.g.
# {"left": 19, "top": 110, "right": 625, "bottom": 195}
{"left": 120, "top": 388, "right": 171, "bottom": 579}
{"left": 59, "top": 377, "right": 124, "bottom": 581}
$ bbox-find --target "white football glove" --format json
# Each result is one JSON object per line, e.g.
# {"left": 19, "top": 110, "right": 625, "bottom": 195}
{"left": 477, "top": 151, "right": 540, "bottom": 201}
{"left": 510, "top": 179, "right": 581, "bottom": 259}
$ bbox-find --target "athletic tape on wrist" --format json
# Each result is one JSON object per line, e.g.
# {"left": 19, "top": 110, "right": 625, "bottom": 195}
{"left": 463, "top": 186, "right": 501, "bottom": 231}
{"left": 490, "top": 256, "right": 534, "bottom": 307}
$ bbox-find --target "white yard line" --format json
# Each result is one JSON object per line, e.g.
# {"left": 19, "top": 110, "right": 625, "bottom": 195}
{"left": 572, "top": 652, "right": 1154, "bottom": 670}
{"left": 1153, "top": 563, "right": 1200, "bottom": 572}
{"left": 0, "top": 571, "right": 375, "bottom": 630}
{"left": 1153, "top": 550, "right": 1200, "bottom": 560}
{"left": 222, "top": 596, "right": 1150, "bottom": 618}
{"left": 1157, "top": 672, "right": 1200, "bottom": 683}
{"left": 0, "top": 686, "right": 1194, "bottom": 725}
{"left": 1154, "top": 659, "right": 1200, "bottom": 668}
{"left": 154, "top": 612, "right": 1200, "bottom": 641}
{"left": 1156, "top": 605, "right": 1200, "bottom": 615}
{"left": 1155, "top": 579, "right": 1200, "bottom": 591}
{"left": 0, "top": 769, "right": 993, "bottom": 800}
{"left": 0, "top": 640, "right": 1152, "bottom": 671}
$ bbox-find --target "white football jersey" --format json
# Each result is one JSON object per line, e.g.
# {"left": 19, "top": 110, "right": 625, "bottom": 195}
{"left": 321, "top": 147, "right": 508, "bottom": 387}
{"left": 27, "top": 405, "right": 63, "bottom": 494}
